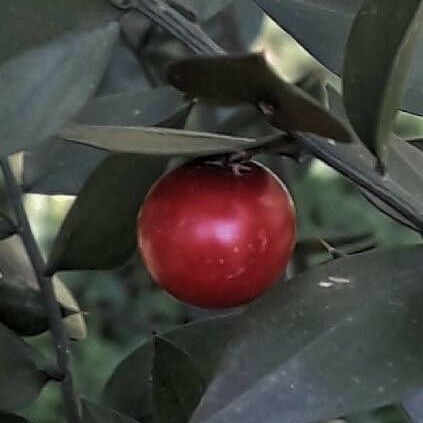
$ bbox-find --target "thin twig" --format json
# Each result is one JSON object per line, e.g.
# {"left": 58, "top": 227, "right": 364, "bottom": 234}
{"left": 0, "top": 158, "right": 81, "bottom": 423}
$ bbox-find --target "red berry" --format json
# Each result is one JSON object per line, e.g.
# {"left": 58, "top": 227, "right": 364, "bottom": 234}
{"left": 137, "top": 161, "right": 296, "bottom": 308}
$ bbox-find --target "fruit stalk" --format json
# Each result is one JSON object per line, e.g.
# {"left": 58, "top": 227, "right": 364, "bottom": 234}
{"left": 0, "top": 158, "right": 81, "bottom": 423}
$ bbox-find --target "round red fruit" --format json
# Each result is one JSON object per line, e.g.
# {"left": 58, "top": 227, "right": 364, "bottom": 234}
{"left": 137, "top": 161, "right": 296, "bottom": 308}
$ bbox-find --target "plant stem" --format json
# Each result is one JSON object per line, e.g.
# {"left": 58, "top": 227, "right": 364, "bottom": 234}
{"left": 0, "top": 158, "right": 81, "bottom": 423}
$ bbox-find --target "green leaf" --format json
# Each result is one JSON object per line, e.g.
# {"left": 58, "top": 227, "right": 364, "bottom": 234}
{"left": 0, "top": 0, "right": 118, "bottom": 65}
{"left": 167, "top": 53, "right": 351, "bottom": 142}
{"left": 153, "top": 338, "right": 206, "bottom": 423}
{"left": 0, "top": 235, "right": 84, "bottom": 337}
{"left": 299, "top": 87, "right": 423, "bottom": 232}
{"left": 189, "top": 246, "right": 423, "bottom": 423}
{"left": 76, "top": 86, "right": 188, "bottom": 127}
{"left": 0, "top": 322, "right": 49, "bottom": 410}
{"left": 102, "top": 314, "right": 239, "bottom": 422}
{"left": 22, "top": 85, "right": 189, "bottom": 195}
{"left": 0, "top": 411, "right": 31, "bottom": 422}
{"left": 47, "top": 154, "right": 166, "bottom": 272}
{"left": 82, "top": 400, "right": 139, "bottom": 423}
{"left": 0, "top": 24, "right": 118, "bottom": 156}
{"left": 343, "top": 0, "right": 423, "bottom": 161}
{"left": 58, "top": 124, "right": 263, "bottom": 156}
{"left": 346, "top": 404, "right": 412, "bottom": 423}
{"left": 252, "top": 0, "right": 423, "bottom": 117}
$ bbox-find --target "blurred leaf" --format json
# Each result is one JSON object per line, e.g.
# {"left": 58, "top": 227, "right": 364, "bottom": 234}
{"left": 153, "top": 337, "right": 206, "bottom": 423}
{"left": 102, "top": 314, "right": 239, "bottom": 422}
{"left": 0, "top": 0, "right": 118, "bottom": 65}
{"left": 59, "top": 124, "right": 263, "bottom": 156}
{"left": 47, "top": 154, "right": 166, "bottom": 272}
{"left": 346, "top": 404, "right": 412, "bottom": 423}
{"left": 0, "top": 24, "right": 118, "bottom": 156}
{"left": 167, "top": 53, "right": 351, "bottom": 142}
{"left": 82, "top": 400, "right": 139, "bottom": 423}
{"left": 252, "top": 0, "right": 423, "bottom": 116}
{"left": 0, "top": 411, "right": 31, "bottom": 422}
{"left": 53, "top": 277, "right": 87, "bottom": 341}
{"left": 0, "top": 235, "right": 84, "bottom": 337}
{"left": 0, "top": 322, "right": 49, "bottom": 410}
{"left": 190, "top": 246, "right": 423, "bottom": 423}
{"left": 343, "top": 0, "right": 423, "bottom": 160}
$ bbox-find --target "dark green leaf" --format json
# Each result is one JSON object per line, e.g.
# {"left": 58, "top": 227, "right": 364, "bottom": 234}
{"left": 0, "top": 235, "right": 85, "bottom": 337}
{"left": 22, "top": 85, "right": 188, "bottom": 195}
{"left": 153, "top": 337, "right": 206, "bottom": 423}
{"left": 0, "top": 24, "right": 118, "bottom": 156}
{"left": 252, "top": 0, "right": 423, "bottom": 116}
{"left": 167, "top": 53, "right": 351, "bottom": 142}
{"left": 345, "top": 404, "right": 412, "bottom": 423}
{"left": 0, "top": 0, "right": 118, "bottom": 65}
{"left": 102, "top": 314, "right": 239, "bottom": 422}
{"left": 77, "top": 86, "right": 188, "bottom": 127}
{"left": 299, "top": 87, "right": 423, "bottom": 231}
{"left": 58, "top": 124, "right": 263, "bottom": 156}
{"left": 0, "top": 322, "right": 49, "bottom": 410}
{"left": 82, "top": 400, "right": 139, "bottom": 423}
{"left": 47, "top": 154, "right": 166, "bottom": 272}
{"left": 189, "top": 246, "right": 423, "bottom": 423}
{"left": 343, "top": 0, "right": 423, "bottom": 160}
{"left": 0, "top": 411, "right": 31, "bottom": 422}
{"left": 22, "top": 143, "right": 108, "bottom": 196}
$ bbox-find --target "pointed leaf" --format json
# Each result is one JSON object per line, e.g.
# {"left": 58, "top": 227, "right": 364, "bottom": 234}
{"left": 346, "top": 404, "right": 412, "bottom": 423}
{"left": 0, "top": 322, "right": 49, "bottom": 410}
{"left": 343, "top": 0, "right": 423, "bottom": 160}
{"left": 0, "top": 24, "right": 118, "bottom": 156}
{"left": 190, "top": 246, "right": 423, "bottom": 423}
{"left": 168, "top": 53, "right": 352, "bottom": 142}
{"left": 47, "top": 154, "right": 166, "bottom": 272}
{"left": 252, "top": 0, "right": 423, "bottom": 116}
{"left": 0, "top": 235, "right": 84, "bottom": 337}
{"left": 0, "top": 0, "right": 118, "bottom": 65}
{"left": 59, "top": 124, "right": 262, "bottom": 156}
{"left": 153, "top": 337, "right": 206, "bottom": 423}
{"left": 22, "top": 85, "right": 189, "bottom": 195}
{"left": 82, "top": 400, "right": 139, "bottom": 423}
{"left": 299, "top": 87, "right": 423, "bottom": 232}
{"left": 102, "top": 314, "right": 239, "bottom": 422}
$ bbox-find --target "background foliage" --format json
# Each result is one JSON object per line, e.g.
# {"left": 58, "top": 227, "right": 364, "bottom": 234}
{"left": 2, "top": 0, "right": 423, "bottom": 422}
